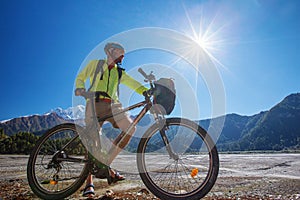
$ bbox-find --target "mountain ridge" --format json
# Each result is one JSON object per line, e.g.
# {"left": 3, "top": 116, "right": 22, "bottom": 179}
{"left": 1, "top": 93, "right": 299, "bottom": 151}
{"left": 216, "top": 93, "right": 300, "bottom": 151}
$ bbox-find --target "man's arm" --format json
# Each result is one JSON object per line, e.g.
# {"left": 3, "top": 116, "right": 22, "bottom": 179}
{"left": 120, "top": 71, "right": 148, "bottom": 95}
{"left": 75, "top": 60, "right": 98, "bottom": 95}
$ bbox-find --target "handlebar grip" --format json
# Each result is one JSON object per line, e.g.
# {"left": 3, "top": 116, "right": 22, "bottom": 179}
{"left": 138, "top": 68, "right": 148, "bottom": 79}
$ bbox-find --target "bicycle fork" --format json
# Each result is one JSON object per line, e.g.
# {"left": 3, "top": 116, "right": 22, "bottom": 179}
{"left": 159, "top": 128, "right": 179, "bottom": 161}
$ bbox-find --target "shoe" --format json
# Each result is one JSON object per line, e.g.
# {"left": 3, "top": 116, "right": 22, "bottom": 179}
{"left": 107, "top": 169, "right": 125, "bottom": 185}
{"left": 82, "top": 184, "right": 95, "bottom": 198}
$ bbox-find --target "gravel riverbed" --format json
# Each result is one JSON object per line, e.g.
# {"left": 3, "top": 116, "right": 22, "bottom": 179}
{"left": 0, "top": 154, "right": 299, "bottom": 200}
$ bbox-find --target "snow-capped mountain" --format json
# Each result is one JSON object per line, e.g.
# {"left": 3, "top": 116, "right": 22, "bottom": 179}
{"left": 0, "top": 105, "right": 86, "bottom": 136}
{"left": 50, "top": 105, "right": 85, "bottom": 120}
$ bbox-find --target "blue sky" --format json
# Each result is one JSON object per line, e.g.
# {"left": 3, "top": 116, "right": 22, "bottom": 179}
{"left": 0, "top": 0, "right": 299, "bottom": 121}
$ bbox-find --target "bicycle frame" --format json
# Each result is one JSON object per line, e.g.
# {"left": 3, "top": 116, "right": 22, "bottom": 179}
{"left": 88, "top": 94, "right": 152, "bottom": 154}
{"left": 85, "top": 90, "right": 179, "bottom": 163}
{"left": 54, "top": 96, "right": 152, "bottom": 165}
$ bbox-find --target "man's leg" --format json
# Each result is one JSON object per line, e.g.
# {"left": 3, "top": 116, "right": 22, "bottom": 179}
{"left": 106, "top": 115, "right": 136, "bottom": 165}
{"left": 85, "top": 101, "right": 102, "bottom": 154}
{"left": 82, "top": 100, "right": 99, "bottom": 197}
{"left": 82, "top": 173, "right": 95, "bottom": 197}
{"left": 86, "top": 101, "right": 131, "bottom": 181}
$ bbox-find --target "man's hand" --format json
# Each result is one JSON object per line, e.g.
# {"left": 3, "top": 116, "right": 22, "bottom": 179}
{"left": 143, "top": 89, "right": 153, "bottom": 97}
{"left": 75, "top": 88, "right": 86, "bottom": 96}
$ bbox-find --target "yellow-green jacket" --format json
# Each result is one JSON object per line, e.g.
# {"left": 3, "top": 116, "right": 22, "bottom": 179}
{"left": 75, "top": 60, "right": 148, "bottom": 101}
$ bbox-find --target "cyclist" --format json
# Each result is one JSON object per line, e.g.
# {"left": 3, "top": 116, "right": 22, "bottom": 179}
{"left": 75, "top": 42, "right": 148, "bottom": 198}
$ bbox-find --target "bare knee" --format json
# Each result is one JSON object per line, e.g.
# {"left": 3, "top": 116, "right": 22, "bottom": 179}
{"left": 130, "top": 125, "right": 136, "bottom": 134}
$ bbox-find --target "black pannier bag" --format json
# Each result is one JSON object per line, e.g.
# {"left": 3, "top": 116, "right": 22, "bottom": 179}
{"left": 153, "top": 78, "right": 176, "bottom": 115}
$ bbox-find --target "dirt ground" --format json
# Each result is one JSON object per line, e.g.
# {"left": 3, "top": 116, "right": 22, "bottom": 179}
{"left": 0, "top": 153, "right": 299, "bottom": 200}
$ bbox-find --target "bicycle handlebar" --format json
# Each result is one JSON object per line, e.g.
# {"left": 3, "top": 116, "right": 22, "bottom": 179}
{"left": 138, "top": 68, "right": 148, "bottom": 79}
{"left": 138, "top": 68, "right": 156, "bottom": 82}
{"left": 138, "top": 68, "right": 156, "bottom": 98}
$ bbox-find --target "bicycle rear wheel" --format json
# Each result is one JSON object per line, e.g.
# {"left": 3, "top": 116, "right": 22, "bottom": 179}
{"left": 27, "top": 123, "right": 89, "bottom": 200}
{"left": 137, "top": 118, "right": 219, "bottom": 200}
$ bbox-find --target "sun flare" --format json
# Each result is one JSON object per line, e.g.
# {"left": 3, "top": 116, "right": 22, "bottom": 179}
{"left": 181, "top": 4, "right": 229, "bottom": 71}
{"left": 195, "top": 36, "right": 209, "bottom": 50}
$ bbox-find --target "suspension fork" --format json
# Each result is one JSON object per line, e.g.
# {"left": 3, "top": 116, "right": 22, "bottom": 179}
{"left": 159, "top": 122, "right": 179, "bottom": 161}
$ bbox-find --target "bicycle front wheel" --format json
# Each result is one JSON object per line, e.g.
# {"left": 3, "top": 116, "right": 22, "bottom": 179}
{"left": 27, "top": 123, "right": 89, "bottom": 200}
{"left": 137, "top": 118, "right": 219, "bottom": 200}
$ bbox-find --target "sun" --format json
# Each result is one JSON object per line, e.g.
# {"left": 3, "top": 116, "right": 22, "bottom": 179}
{"left": 194, "top": 36, "right": 209, "bottom": 50}
{"left": 181, "top": 4, "right": 229, "bottom": 71}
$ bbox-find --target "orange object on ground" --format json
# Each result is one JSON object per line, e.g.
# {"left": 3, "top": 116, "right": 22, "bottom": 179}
{"left": 190, "top": 168, "right": 199, "bottom": 178}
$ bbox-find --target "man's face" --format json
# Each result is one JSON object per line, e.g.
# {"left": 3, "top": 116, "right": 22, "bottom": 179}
{"left": 111, "top": 48, "right": 125, "bottom": 64}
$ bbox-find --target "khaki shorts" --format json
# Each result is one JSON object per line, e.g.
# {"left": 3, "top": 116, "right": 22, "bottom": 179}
{"left": 85, "top": 100, "right": 131, "bottom": 129}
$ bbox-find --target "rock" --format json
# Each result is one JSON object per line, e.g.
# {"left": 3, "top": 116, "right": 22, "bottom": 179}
{"left": 137, "top": 188, "right": 149, "bottom": 196}
{"left": 105, "top": 189, "right": 114, "bottom": 197}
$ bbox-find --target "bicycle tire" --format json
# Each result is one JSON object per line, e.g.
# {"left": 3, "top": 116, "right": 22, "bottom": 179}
{"left": 137, "top": 118, "right": 219, "bottom": 200}
{"left": 27, "top": 123, "right": 89, "bottom": 200}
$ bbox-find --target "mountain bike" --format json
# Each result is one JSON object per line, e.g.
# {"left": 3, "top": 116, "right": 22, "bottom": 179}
{"left": 27, "top": 68, "right": 219, "bottom": 200}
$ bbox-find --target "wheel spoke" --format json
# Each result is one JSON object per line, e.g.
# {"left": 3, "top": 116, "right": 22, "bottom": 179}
{"left": 137, "top": 118, "right": 219, "bottom": 199}
{"left": 27, "top": 124, "right": 89, "bottom": 199}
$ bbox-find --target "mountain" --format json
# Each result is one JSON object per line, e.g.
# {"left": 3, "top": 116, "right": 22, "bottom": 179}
{"left": 0, "top": 112, "right": 67, "bottom": 136}
{"left": 216, "top": 93, "right": 300, "bottom": 151}
{"left": 50, "top": 105, "right": 85, "bottom": 120}
{"left": 0, "top": 93, "right": 299, "bottom": 151}
{"left": 0, "top": 105, "right": 86, "bottom": 136}
{"left": 0, "top": 105, "right": 151, "bottom": 136}
{"left": 238, "top": 93, "right": 300, "bottom": 150}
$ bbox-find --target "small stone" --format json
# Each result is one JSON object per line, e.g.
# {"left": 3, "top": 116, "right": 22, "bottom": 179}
{"left": 137, "top": 188, "right": 149, "bottom": 195}
{"left": 105, "top": 189, "right": 114, "bottom": 197}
